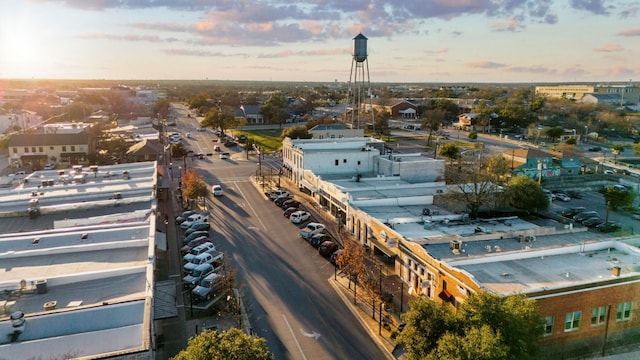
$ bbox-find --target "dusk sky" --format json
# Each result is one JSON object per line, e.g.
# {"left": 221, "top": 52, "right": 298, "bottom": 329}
{"left": 1, "top": 0, "right": 638, "bottom": 83}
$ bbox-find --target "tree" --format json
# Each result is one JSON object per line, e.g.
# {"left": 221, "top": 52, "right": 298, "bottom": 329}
{"left": 182, "top": 168, "right": 209, "bottom": 205}
{"left": 467, "top": 131, "right": 478, "bottom": 140}
{"left": 201, "top": 106, "right": 236, "bottom": 135}
{"left": 602, "top": 186, "right": 634, "bottom": 211}
{"left": 373, "top": 109, "right": 390, "bottom": 138}
{"left": 261, "top": 93, "right": 289, "bottom": 128}
{"left": 422, "top": 109, "right": 445, "bottom": 145}
{"left": 173, "top": 328, "right": 273, "bottom": 360}
{"left": 171, "top": 142, "right": 189, "bottom": 160}
{"left": 438, "top": 143, "right": 461, "bottom": 164}
{"left": 611, "top": 144, "right": 624, "bottom": 161}
{"left": 543, "top": 127, "right": 564, "bottom": 142}
{"left": 504, "top": 176, "right": 549, "bottom": 213}
{"left": 281, "top": 125, "right": 311, "bottom": 140}
{"left": 398, "top": 293, "right": 542, "bottom": 360}
{"left": 485, "top": 155, "right": 510, "bottom": 183}
{"left": 635, "top": 143, "right": 640, "bottom": 156}
{"left": 397, "top": 297, "right": 454, "bottom": 359}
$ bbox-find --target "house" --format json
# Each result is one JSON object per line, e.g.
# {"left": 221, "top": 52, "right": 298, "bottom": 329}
{"left": 581, "top": 93, "right": 625, "bottom": 107}
{"left": 455, "top": 113, "right": 498, "bottom": 133}
{"left": 366, "top": 98, "right": 417, "bottom": 119}
{"left": 501, "top": 148, "right": 557, "bottom": 179}
{"left": 548, "top": 150, "right": 582, "bottom": 176}
{"left": 8, "top": 133, "right": 93, "bottom": 168}
{"left": 236, "top": 104, "right": 264, "bottom": 125}
{"left": 126, "top": 138, "right": 161, "bottom": 162}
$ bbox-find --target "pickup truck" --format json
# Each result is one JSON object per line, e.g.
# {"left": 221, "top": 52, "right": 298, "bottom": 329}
{"left": 183, "top": 263, "right": 215, "bottom": 288}
{"left": 180, "top": 214, "right": 209, "bottom": 229}
{"left": 184, "top": 250, "right": 224, "bottom": 274}
{"left": 191, "top": 272, "right": 225, "bottom": 302}
{"left": 299, "top": 222, "right": 326, "bottom": 239}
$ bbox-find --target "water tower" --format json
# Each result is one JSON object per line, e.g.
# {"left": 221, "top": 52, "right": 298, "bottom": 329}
{"left": 346, "top": 33, "right": 375, "bottom": 131}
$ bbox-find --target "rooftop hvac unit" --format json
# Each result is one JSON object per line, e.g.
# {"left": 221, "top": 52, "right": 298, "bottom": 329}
{"left": 450, "top": 239, "right": 462, "bottom": 250}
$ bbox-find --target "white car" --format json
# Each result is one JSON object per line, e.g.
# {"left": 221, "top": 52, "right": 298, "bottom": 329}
{"left": 43, "top": 163, "right": 56, "bottom": 170}
{"left": 180, "top": 214, "right": 209, "bottom": 229}
{"left": 289, "top": 211, "right": 311, "bottom": 224}
{"left": 212, "top": 185, "right": 223, "bottom": 196}
{"left": 299, "top": 222, "right": 326, "bottom": 239}
{"left": 554, "top": 193, "right": 571, "bottom": 202}
{"left": 270, "top": 190, "right": 290, "bottom": 200}
{"left": 219, "top": 152, "right": 230, "bottom": 159}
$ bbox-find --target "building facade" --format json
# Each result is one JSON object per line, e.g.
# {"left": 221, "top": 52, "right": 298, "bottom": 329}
{"left": 8, "top": 133, "right": 93, "bottom": 168}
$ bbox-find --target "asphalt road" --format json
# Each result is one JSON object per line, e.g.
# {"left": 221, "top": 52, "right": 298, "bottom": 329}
{"left": 173, "top": 105, "right": 382, "bottom": 359}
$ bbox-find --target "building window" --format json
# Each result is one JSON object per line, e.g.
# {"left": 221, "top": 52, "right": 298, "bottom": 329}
{"left": 591, "top": 306, "right": 607, "bottom": 326}
{"left": 565, "top": 311, "right": 581, "bottom": 332}
{"left": 62, "top": 146, "right": 67, "bottom": 152}
{"left": 24, "top": 147, "right": 28, "bottom": 152}
{"left": 50, "top": 146, "right": 54, "bottom": 150}
{"left": 13, "top": 148, "right": 17, "bottom": 154}
{"left": 39, "top": 147, "right": 43, "bottom": 152}
{"left": 335, "top": 159, "right": 339, "bottom": 166}
{"left": 617, "top": 302, "right": 632, "bottom": 321}
{"left": 343, "top": 159, "right": 347, "bottom": 163}
{"left": 544, "top": 316, "right": 554, "bottom": 335}
{"left": 71, "top": 146, "right": 75, "bottom": 151}
{"left": 31, "top": 147, "right": 36, "bottom": 152}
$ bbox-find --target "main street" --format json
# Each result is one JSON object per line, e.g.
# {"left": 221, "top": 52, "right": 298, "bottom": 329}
{"left": 169, "top": 105, "right": 383, "bottom": 359}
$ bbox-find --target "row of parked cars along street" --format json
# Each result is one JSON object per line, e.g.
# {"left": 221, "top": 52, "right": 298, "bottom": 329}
{"left": 560, "top": 206, "right": 621, "bottom": 233}
{"left": 267, "top": 188, "right": 342, "bottom": 264}
{"left": 175, "top": 209, "right": 227, "bottom": 304}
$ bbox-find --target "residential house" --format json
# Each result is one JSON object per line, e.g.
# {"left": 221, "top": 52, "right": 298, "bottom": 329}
{"left": 549, "top": 150, "right": 582, "bottom": 176}
{"left": 455, "top": 113, "right": 498, "bottom": 133}
{"left": 8, "top": 133, "right": 93, "bottom": 168}
{"left": 502, "top": 148, "right": 557, "bottom": 180}
{"left": 126, "top": 138, "right": 161, "bottom": 162}
{"left": 236, "top": 104, "right": 264, "bottom": 125}
{"left": 366, "top": 98, "right": 417, "bottom": 119}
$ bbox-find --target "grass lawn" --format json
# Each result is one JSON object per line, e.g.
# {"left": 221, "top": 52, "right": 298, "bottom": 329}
{"left": 232, "top": 129, "right": 284, "bottom": 152}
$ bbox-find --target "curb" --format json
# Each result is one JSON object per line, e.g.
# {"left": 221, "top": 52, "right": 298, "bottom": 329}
{"left": 328, "top": 276, "right": 396, "bottom": 360}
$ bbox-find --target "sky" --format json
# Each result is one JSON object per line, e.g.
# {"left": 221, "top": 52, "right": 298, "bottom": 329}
{"left": 0, "top": 0, "right": 639, "bottom": 83}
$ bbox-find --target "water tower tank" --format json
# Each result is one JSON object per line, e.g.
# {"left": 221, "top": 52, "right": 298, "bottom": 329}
{"left": 353, "top": 33, "right": 368, "bottom": 63}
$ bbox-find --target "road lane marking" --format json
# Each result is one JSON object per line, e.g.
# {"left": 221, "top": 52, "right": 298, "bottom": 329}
{"left": 234, "top": 181, "right": 268, "bottom": 232}
{"left": 282, "top": 314, "right": 307, "bottom": 360}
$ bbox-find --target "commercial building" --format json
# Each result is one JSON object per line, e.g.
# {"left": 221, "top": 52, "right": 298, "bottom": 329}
{"left": 0, "top": 162, "right": 161, "bottom": 359}
{"left": 281, "top": 136, "right": 640, "bottom": 357}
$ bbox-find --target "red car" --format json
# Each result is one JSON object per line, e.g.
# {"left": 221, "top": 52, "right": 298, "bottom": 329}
{"left": 283, "top": 207, "right": 298, "bottom": 217}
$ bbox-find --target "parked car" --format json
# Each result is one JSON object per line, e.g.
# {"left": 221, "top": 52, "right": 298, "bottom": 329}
{"left": 212, "top": 185, "right": 223, "bottom": 197}
{"left": 281, "top": 199, "right": 301, "bottom": 209}
{"left": 219, "top": 152, "right": 230, "bottom": 159}
{"left": 561, "top": 207, "right": 586, "bottom": 218}
{"left": 274, "top": 196, "right": 292, "bottom": 207}
{"left": 289, "top": 210, "right": 311, "bottom": 224}
{"left": 43, "top": 163, "right": 56, "bottom": 170}
{"left": 582, "top": 217, "right": 605, "bottom": 228}
{"left": 300, "top": 223, "right": 326, "bottom": 239}
{"left": 183, "top": 230, "right": 210, "bottom": 244}
{"left": 330, "top": 249, "right": 344, "bottom": 265}
{"left": 269, "top": 189, "right": 290, "bottom": 200}
{"left": 175, "top": 210, "right": 197, "bottom": 224}
{"left": 180, "top": 214, "right": 209, "bottom": 229}
{"left": 191, "top": 272, "right": 225, "bottom": 303}
{"left": 553, "top": 193, "right": 571, "bottom": 202}
{"left": 224, "top": 141, "right": 237, "bottom": 147}
{"left": 574, "top": 211, "right": 600, "bottom": 223}
{"left": 318, "top": 241, "right": 340, "bottom": 257}
{"left": 309, "top": 233, "right": 332, "bottom": 248}
{"left": 184, "top": 250, "right": 224, "bottom": 274}
{"left": 566, "top": 190, "right": 582, "bottom": 199}
{"left": 185, "top": 222, "right": 211, "bottom": 236}
{"left": 596, "top": 221, "right": 621, "bottom": 233}
{"left": 183, "top": 242, "right": 217, "bottom": 261}
{"left": 180, "top": 237, "right": 212, "bottom": 255}
{"left": 588, "top": 146, "right": 602, "bottom": 152}
{"left": 213, "top": 145, "right": 222, "bottom": 152}
{"left": 604, "top": 170, "right": 615, "bottom": 175}
{"left": 283, "top": 207, "right": 299, "bottom": 218}
{"left": 183, "top": 263, "right": 215, "bottom": 288}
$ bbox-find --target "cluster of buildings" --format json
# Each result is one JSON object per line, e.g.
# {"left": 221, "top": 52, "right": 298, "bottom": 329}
{"left": 535, "top": 84, "right": 640, "bottom": 109}
{"left": 281, "top": 130, "right": 640, "bottom": 358}
{"left": 0, "top": 161, "right": 162, "bottom": 358}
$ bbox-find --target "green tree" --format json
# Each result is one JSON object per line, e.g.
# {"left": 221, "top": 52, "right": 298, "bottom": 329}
{"left": 261, "top": 93, "right": 289, "bottom": 128}
{"left": 543, "top": 127, "right": 564, "bottom": 142}
{"left": 428, "top": 325, "right": 509, "bottom": 360}
{"left": 635, "top": 143, "right": 640, "bottom": 156}
{"left": 467, "top": 131, "right": 478, "bottom": 140}
{"left": 173, "top": 328, "right": 273, "bottom": 360}
{"left": 373, "top": 108, "right": 391, "bottom": 138}
{"left": 422, "top": 109, "right": 445, "bottom": 145}
{"left": 485, "top": 154, "right": 510, "bottom": 183}
{"left": 281, "top": 125, "right": 312, "bottom": 140}
{"left": 602, "top": 186, "right": 634, "bottom": 211}
{"left": 433, "top": 98, "right": 460, "bottom": 121}
{"left": 565, "top": 137, "right": 577, "bottom": 145}
{"left": 182, "top": 168, "right": 209, "bottom": 205}
{"left": 438, "top": 143, "right": 461, "bottom": 164}
{"left": 201, "top": 106, "right": 236, "bottom": 135}
{"left": 504, "top": 176, "right": 549, "bottom": 213}
{"left": 171, "top": 142, "right": 189, "bottom": 159}
{"left": 152, "top": 98, "right": 171, "bottom": 119}
{"left": 397, "top": 297, "right": 454, "bottom": 359}
{"left": 611, "top": 144, "right": 624, "bottom": 161}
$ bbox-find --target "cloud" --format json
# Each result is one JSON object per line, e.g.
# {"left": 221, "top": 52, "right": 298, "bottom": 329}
{"left": 78, "top": 33, "right": 179, "bottom": 43}
{"left": 491, "top": 16, "right": 525, "bottom": 32}
{"left": 256, "top": 48, "right": 349, "bottom": 59}
{"left": 506, "top": 65, "right": 558, "bottom": 74}
{"left": 163, "top": 49, "right": 229, "bottom": 57}
{"left": 617, "top": 28, "right": 640, "bottom": 36}
{"left": 425, "top": 48, "right": 448, "bottom": 55}
{"left": 570, "top": 0, "right": 612, "bottom": 15}
{"left": 465, "top": 61, "right": 507, "bottom": 69}
{"left": 619, "top": 5, "right": 639, "bottom": 18}
{"left": 607, "top": 65, "right": 635, "bottom": 76}
{"left": 594, "top": 44, "right": 623, "bottom": 52}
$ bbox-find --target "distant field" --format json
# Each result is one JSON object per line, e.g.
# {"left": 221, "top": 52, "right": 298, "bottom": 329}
{"left": 233, "top": 129, "right": 283, "bottom": 152}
